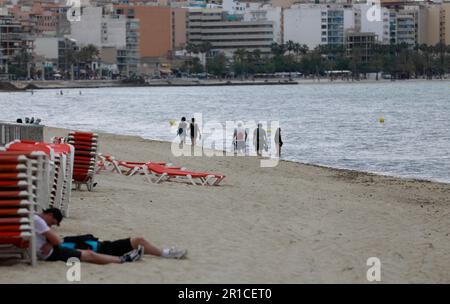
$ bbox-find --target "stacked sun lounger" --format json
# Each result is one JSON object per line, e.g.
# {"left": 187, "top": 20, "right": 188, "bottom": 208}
{"left": 0, "top": 153, "right": 40, "bottom": 266}
{"left": 68, "top": 132, "right": 98, "bottom": 191}
{"left": 1, "top": 142, "right": 53, "bottom": 211}
{"left": 48, "top": 144, "right": 74, "bottom": 217}
{"left": 3, "top": 141, "right": 74, "bottom": 216}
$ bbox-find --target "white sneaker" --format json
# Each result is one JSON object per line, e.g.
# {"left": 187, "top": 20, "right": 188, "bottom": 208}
{"left": 121, "top": 246, "right": 144, "bottom": 263}
{"left": 136, "top": 245, "right": 144, "bottom": 261}
{"left": 164, "top": 247, "right": 188, "bottom": 259}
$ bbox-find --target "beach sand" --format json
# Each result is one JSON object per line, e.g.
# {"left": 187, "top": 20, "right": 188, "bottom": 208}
{"left": 1, "top": 127, "right": 450, "bottom": 283}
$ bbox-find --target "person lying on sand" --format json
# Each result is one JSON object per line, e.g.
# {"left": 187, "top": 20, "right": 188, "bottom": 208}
{"left": 35, "top": 208, "right": 186, "bottom": 264}
{"left": 59, "top": 234, "right": 187, "bottom": 260}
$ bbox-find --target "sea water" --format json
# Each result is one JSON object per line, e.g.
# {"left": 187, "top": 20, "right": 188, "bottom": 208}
{"left": 1, "top": 80, "right": 449, "bottom": 183}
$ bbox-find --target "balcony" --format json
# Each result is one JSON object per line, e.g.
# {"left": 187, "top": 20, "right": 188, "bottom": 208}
{"left": 211, "top": 40, "right": 273, "bottom": 47}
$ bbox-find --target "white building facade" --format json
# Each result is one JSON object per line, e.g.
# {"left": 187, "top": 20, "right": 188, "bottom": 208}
{"left": 70, "top": 6, "right": 126, "bottom": 49}
{"left": 284, "top": 4, "right": 355, "bottom": 50}
{"left": 34, "top": 37, "right": 59, "bottom": 60}
{"left": 222, "top": 0, "right": 283, "bottom": 44}
{"left": 243, "top": 5, "right": 283, "bottom": 44}
{"left": 284, "top": 4, "right": 323, "bottom": 49}
{"left": 354, "top": 2, "right": 390, "bottom": 44}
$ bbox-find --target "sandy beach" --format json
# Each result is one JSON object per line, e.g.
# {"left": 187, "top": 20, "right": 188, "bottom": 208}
{"left": 1, "top": 126, "right": 450, "bottom": 283}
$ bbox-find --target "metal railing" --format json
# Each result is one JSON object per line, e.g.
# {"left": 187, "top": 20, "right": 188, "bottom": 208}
{"left": 0, "top": 121, "right": 44, "bottom": 146}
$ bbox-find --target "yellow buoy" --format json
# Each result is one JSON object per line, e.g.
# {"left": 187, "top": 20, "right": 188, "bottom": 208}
{"left": 169, "top": 119, "right": 176, "bottom": 126}
{"left": 379, "top": 117, "right": 385, "bottom": 123}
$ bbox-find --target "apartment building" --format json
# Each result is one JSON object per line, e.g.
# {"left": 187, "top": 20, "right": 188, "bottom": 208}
{"left": 69, "top": 5, "right": 142, "bottom": 76}
{"left": 187, "top": 8, "right": 274, "bottom": 56}
{"left": 114, "top": 5, "right": 187, "bottom": 59}
{"left": 222, "top": 0, "right": 283, "bottom": 44}
{"left": 418, "top": 2, "right": 450, "bottom": 45}
{"left": 354, "top": 2, "right": 390, "bottom": 44}
{"left": 70, "top": 6, "right": 126, "bottom": 49}
{"left": 8, "top": 1, "right": 63, "bottom": 35}
{"left": 388, "top": 6, "right": 419, "bottom": 45}
{"left": 284, "top": 4, "right": 354, "bottom": 50}
{"left": 0, "top": 15, "right": 33, "bottom": 74}
{"left": 117, "top": 18, "right": 140, "bottom": 76}
{"left": 345, "top": 30, "right": 376, "bottom": 62}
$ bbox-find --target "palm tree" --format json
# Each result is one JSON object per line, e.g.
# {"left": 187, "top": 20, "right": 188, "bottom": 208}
{"left": 11, "top": 47, "right": 33, "bottom": 79}
{"left": 199, "top": 41, "right": 213, "bottom": 76}
{"left": 270, "top": 42, "right": 280, "bottom": 56}
{"left": 233, "top": 48, "right": 247, "bottom": 63}
{"left": 207, "top": 52, "right": 227, "bottom": 77}
{"left": 286, "top": 40, "right": 295, "bottom": 56}
{"left": 435, "top": 42, "right": 446, "bottom": 79}
{"left": 371, "top": 44, "right": 386, "bottom": 80}
{"left": 417, "top": 43, "right": 432, "bottom": 78}
{"left": 300, "top": 44, "right": 309, "bottom": 55}
{"left": 78, "top": 44, "right": 99, "bottom": 79}
{"left": 270, "top": 42, "right": 285, "bottom": 57}
{"left": 64, "top": 47, "right": 79, "bottom": 80}
{"left": 186, "top": 42, "right": 199, "bottom": 54}
{"left": 349, "top": 47, "right": 364, "bottom": 80}
{"left": 233, "top": 48, "right": 248, "bottom": 78}
{"left": 293, "top": 43, "right": 301, "bottom": 61}
{"left": 199, "top": 41, "right": 213, "bottom": 55}
{"left": 251, "top": 49, "right": 262, "bottom": 63}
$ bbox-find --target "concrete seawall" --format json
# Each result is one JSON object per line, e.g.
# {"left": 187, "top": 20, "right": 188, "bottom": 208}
{"left": 0, "top": 79, "right": 298, "bottom": 91}
{"left": 0, "top": 121, "right": 44, "bottom": 146}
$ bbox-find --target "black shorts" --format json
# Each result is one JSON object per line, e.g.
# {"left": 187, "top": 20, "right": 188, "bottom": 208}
{"left": 46, "top": 246, "right": 82, "bottom": 262}
{"left": 97, "top": 238, "right": 133, "bottom": 256}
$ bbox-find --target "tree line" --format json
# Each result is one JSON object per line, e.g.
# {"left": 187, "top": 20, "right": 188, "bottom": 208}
{"left": 3, "top": 44, "right": 100, "bottom": 80}
{"left": 181, "top": 41, "right": 450, "bottom": 80}
{"left": 4, "top": 40, "right": 450, "bottom": 80}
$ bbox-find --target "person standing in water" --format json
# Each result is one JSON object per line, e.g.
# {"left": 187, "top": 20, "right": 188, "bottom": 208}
{"left": 253, "top": 123, "right": 267, "bottom": 157}
{"left": 177, "top": 117, "right": 188, "bottom": 149}
{"left": 233, "top": 122, "right": 248, "bottom": 155}
{"left": 274, "top": 127, "right": 283, "bottom": 157}
{"left": 189, "top": 118, "right": 201, "bottom": 155}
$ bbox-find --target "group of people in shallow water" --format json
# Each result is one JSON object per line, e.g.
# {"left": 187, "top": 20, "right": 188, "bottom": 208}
{"left": 56, "top": 90, "right": 83, "bottom": 96}
{"left": 177, "top": 117, "right": 283, "bottom": 157}
{"left": 177, "top": 117, "right": 201, "bottom": 149}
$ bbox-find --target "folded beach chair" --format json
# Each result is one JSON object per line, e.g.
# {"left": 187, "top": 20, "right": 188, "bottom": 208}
{"left": 96, "top": 153, "right": 173, "bottom": 176}
{"left": 116, "top": 160, "right": 175, "bottom": 176}
{"left": 96, "top": 153, "right": 121, "bottom": 174}
{"left": 144, "top": 163, "right": 225, "bottom": 186}
{"left": 67, "top": 132, "right": 98, "bottom": 191}
{"left": 0, "top": 154, "right": 38, "bottom": 266}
